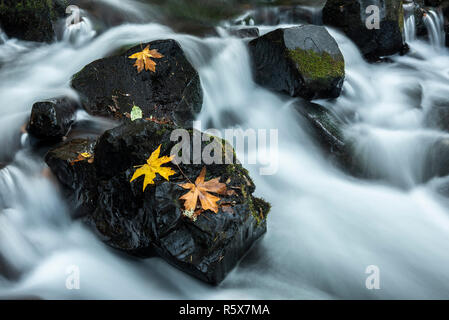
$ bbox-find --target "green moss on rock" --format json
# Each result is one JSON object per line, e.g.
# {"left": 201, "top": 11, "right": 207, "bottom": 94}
{"left": 288, "top": 48, "right": 345, "bottom": 80}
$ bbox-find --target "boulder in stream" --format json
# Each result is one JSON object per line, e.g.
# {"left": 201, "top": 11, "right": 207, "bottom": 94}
{"left": 27, "top": 97, "right": 78, "bottom": 141}
{"left": 248, "top": 25, "right": 345, "bottom": 100}
{"left": 322, "top": 0, "right": 405, "bottom": 61}
{"left": 45, "top": 119, "right": 270, "bottom": 284}
{"left": 71, "top": 40, "right": 203, "bottom": 127}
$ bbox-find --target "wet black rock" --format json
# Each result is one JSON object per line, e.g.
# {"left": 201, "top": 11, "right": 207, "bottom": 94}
{"left": 425, "top": 0, "right": 446, "bottom": 6}
{"left": 0, "top": 0, "right": 67, "bottom": 43}
{"left": 229, "top": 27, "right": 260, "bottom": 38}
{"left": 71, "top": 40, "right": 203, "bottom": 127}
{"left": 323, "top": 0, "right": 405, "bottom": 61}
{"left": 27, "top": 97, "right": 79, "bottom": 140}
{"left": 46, "top": 119, "right": 270, "bottom": 284}
{"left": 248, "top": 25, "right": 345, "bottom": 100}
{"left": 45, "top": 139, "right": 97, "bottom": 218}
{"left": 292, "top": 101, "right": 355, "bottom": 173}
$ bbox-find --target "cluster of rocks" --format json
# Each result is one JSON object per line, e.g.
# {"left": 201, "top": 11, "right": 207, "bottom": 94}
{"left": 19, "top": 0, "right": 436, "bottom": 283}
{"left": 23, "top": 24, "right": 350, "bottom": 282}
{"left": 45, "top": 120, "right": 270, "bottom": 284}
{"left": 25, "top": 39, "right": 270, "bottom": 284}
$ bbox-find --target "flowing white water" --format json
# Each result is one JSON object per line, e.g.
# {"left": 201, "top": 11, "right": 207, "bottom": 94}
{"left": 1, "top": 3, "right": 449, "bottom": 299}
{"left": 423, "top": 8, "right": 446, "bottom": 48}
{"left": 404, "top": 2, "right": 417, "bottom": 43}
{"left": 63, "top": 11, "right": 97, "bottom": 46}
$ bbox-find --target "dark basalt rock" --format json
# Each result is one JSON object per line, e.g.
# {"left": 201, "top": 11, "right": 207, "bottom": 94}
{"left": 27, "top": 97, "right": 78, "bottom": 141}
{"left": 45, "top": 119, "right": 270, "bottom": 284}
{"left": 322, "top": 0, "right": 405, "bottom": 61}
{"left": 248, "top": 25, "right": 345, "bottom": 100}
{"left": 45, "top": 139, "right": 97, "bottom": 218}
{"left": 0, "top": 0, "right": 67, "bottom": 43}
{"left": 71, "top": 40, "right": 203, "bottom": 127}
{"left": 294, "top": 101, "right": 346, "bottom": 155}
{"left": 229, "top": 27, "right": 260, "bottom": 38}
{"left": 292, "top": 101, "right": 356, "bottom": 173}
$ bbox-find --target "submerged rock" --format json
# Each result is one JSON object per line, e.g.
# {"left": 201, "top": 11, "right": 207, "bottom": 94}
{"left": 248, "top": 25, "right": 345, "bottom": 100}
{"left": 424, "top": 138, "right": 449, "bottom": 182}
{"left": 27, "top": 97, "right": 78, "bottom": 140}
{"left": 71, "top": 40, "right": 203, "bottom": 127}
{"left": 45, "top": 119, "right": 269, "bottom": 284}
{"left": 292, "top": 101, "right": 355, "bottom": 172}
{"left": 0, "top": 0, "right": 66, "bottom": 42}
{"left": 322, "top": 0, "right": 405, "bottom": 61}
{"left": 229, "top": 27, "right": 260, "bottom": 38}
{"left": 424, "top": 98, "right": 449, "bottom": 132}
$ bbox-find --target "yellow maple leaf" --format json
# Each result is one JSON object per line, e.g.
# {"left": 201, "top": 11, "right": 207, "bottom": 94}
{"left": 179, "top": 167, "right": 227, "bottom": 214}
{"left": 130, "top": 145, "right": 176, "bottom": 192}
{"left": 128, "top": 45, "right": 164, "bottom": 73}
{"left": 70, "top": 152, "right": 93, "bottom": 165}
{"left": 80, "top": 152, "right": 92, "bottom": 158}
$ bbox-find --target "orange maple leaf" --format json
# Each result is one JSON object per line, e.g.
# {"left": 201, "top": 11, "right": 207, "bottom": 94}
{"left": 179, "top": 167, "right": 227, "bottom": 214}
{"left": 128, "top": 45, "right": 164, "bottom": 73}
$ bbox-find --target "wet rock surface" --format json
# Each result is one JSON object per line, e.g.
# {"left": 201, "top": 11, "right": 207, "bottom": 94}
{"left": 322, "top": 0, "right": 405, "bottom": 61}
{"left": 248, "top": 25, "right": 345, "bottom": 100}
{"left": 71, "top": 40, "right": 203, "bottom": 127}
{"left": 292, "top": 101, "right": 355, "bottom": 173}
{"left": 27, "top": 97, "right": 79, "bottom": 141}
{"left": 229, "top": 27, "right": 260, "bottom": 38}
{"left": 45, "top": 119, "right": 270, "bottom": 284}
{"left": 45, "top": 139, "right": 97, "bottom": 218}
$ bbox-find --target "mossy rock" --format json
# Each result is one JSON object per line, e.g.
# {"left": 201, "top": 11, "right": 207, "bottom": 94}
{"left": 248, "top": 25, "right": 345, "bottom": 100}
{"left": 288, "top": 49, "right": 345, "bottom": 86}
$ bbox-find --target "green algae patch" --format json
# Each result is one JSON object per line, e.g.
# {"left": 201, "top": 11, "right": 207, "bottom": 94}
{"left": 288, "top": 48, "right": 345, "bottom": 80}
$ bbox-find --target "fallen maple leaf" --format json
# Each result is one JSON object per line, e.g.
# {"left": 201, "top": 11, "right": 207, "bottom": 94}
{"left": 70, "top": 152, "right": 93, "bottom": 165}
{"left": 128, "top": 45, "right": 164, "bottom": 73}
{"left": 130, "top": 144, "right": 175, "bottom": 192}
{"left": 179, "top": 167, "right": 227, "bottom": 214}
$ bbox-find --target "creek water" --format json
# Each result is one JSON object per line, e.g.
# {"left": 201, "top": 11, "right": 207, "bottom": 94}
{"left": 0, "top": 1, "right": 449, "bottom": 299}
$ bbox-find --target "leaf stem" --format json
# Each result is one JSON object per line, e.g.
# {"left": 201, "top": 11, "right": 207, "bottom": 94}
{"left": 175, "top": 162, "right": 194, "bottom": 185}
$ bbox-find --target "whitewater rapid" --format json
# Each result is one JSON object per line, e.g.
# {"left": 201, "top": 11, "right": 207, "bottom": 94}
{"left": 1, "top": 3, "right": 449, "bottom": 299}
